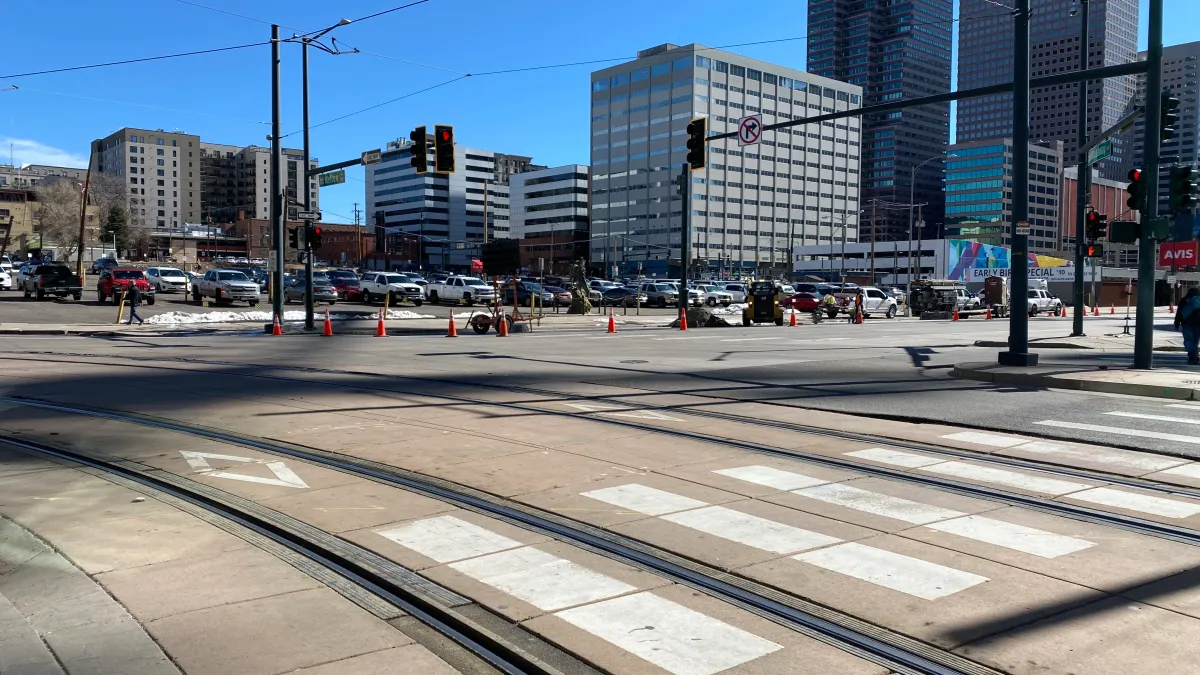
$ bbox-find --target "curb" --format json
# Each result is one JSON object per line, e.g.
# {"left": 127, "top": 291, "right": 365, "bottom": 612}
{"left": 951, "top": 364, "right": 1200, "bottom": 401}
{"left": 973, "top": 340, "right": 1184, "bottom": 352}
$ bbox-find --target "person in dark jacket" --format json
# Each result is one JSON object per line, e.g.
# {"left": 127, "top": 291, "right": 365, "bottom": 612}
{"left": 1174, "top": 287, "right": 1200, "bottom": 364}
{"left": 126, "top": 283, "right": 145, "bottom": 325}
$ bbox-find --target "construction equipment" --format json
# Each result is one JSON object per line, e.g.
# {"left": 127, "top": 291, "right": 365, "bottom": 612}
{"left": 742, "top": 280, "right": 785, "bottom": 326}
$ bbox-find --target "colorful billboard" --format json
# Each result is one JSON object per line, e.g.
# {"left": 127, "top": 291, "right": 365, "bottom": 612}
{"left": 946, "top": 240, "right": 1070, "bottom": 282}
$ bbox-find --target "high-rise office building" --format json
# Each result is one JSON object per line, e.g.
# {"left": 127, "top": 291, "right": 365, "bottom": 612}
{"left": 943, "top": 138, "right": 1064, "bottom": 254}
{"left": 590, "top": 43, "right": 862, "bottom": 278}
{"left": 509, "top": 165, "right": 590, "bottom": 275}
{"left": 1125, "top": 41, "right": 1200, "bottom": 222}
{"left": 956, "top": 0, "right": 1139, "bottom": 178}
{"left": 365, "top": 134, "right": 516, "bottom": 270}
{"left": 807, "top": 0, "right": 953, "bottom": 245}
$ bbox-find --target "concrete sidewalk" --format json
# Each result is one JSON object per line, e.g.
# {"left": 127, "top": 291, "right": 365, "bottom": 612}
{"left": 953, "top": 360, "right": 1200, "bottom": 400}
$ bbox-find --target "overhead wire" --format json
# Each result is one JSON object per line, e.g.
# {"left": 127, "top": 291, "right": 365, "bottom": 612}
{"left": 16, "top": 87, "right": 270, "bottom": 125}
{"left": 0, "top": 42, "right": 271, "bottom": 81}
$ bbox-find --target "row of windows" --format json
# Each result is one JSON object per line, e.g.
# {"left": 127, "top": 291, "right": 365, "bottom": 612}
{"left": 594, "top": 56, "right": 860, "bottom": 104}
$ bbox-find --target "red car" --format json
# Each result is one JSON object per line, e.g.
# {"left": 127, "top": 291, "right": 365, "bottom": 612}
{"left": 96, "top": 268, "right": 155, "bottom": 305}
{"left": 782, "top": 292, "right": 821, "bottom": 311}
{"left": 543, "top": 285, "right": 573, "bottom": 307}
{"left": 331, "top": 278, "right": 363, "bottom": 302}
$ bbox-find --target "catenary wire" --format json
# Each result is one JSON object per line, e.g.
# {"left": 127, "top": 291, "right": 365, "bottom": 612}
{"left": 0, "top": 42, "right": 271, "bottom": 81}
{"left": 15, "top": 87, "right": 270, "bottom": 126}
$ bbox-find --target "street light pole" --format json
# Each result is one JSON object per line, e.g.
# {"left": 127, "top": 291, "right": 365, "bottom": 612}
{"left": 301, "top": 39, "right": 314, "bottom": 331}
{"left": 908, "top": 154, "right": 944, "bottom": 284}
{"left": 1071, "top": 0, "right": 1091, "bottom": 338}
{"left": 269, "top": 25, "right": 285, "bottom": 326}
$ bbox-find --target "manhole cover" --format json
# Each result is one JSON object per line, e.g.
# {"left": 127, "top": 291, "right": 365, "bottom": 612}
{"left": 620, "top": 360, "right": 649, "bottom": 364}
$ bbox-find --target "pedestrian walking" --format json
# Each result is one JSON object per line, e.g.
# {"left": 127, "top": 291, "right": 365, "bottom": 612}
{"left": 126, "top": 283, "right": 145, "bottom": 325}
{"left": 1175, "top": 287, "right": 1200, "bottom": 365}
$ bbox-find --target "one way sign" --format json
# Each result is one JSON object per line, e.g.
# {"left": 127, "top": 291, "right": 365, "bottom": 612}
{"left": 738, "top": 114, "right": 763, "bottom": 147}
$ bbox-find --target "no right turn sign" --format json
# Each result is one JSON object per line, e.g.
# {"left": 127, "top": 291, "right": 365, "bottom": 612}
{"left": 738, "top": 115, "right": 763, "bottom": 147}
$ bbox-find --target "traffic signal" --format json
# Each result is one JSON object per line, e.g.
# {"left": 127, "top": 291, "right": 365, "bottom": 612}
{"left": 1085, "top": 243, "right": 1105, "bottom": 259}
{"left": 686, "top": 117, "right": 706, "bottom": 171}
{"left": 308, "top": 224, "right": 323, "bottom": 251}
{"left": 1170, "top": 164, "right": 1200, "bottom": 212}
{"left": 1109, "top": 220, "right": 1140, "bottom": 244}
{"left": 1126, "top": 168, "right": 1145, "bottom": 211}
{"left": 1162, "top": 91, "right": 1181, "bottom": 141}
{"left": 433, "top": 124, "right": 455, "bottom": 174}
{"left": 409, "top": 126, "right": 427, "bottom": 174}
{"left": 1085, "top": 212, "right": 1108, "bottom": 241}
{"left": 288, "top": 227, "right": 298, "bottom": 249}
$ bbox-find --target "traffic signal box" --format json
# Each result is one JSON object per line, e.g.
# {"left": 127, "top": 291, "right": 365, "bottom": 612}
{"left": 1170, "top": 164, "right": 1199, "bottom": 213}
{"left": 1162, "top": 91, "right": 1181, "bottom": 141}
{"left": 686, "top": 118, "right": 706, "bottom": 171}
{"left": 409, "top": 126, "right": 428, "bottom": 174}
{"left": 1126, "top": 168, "right": 1145, "bottom": 212}
{"left": 1085, "top": 243, "right": 1104, "bottom": 259}
{"left": 434, "top": 125, "right": 455, "bottom": 174}
{"left": 307, "top": 224, "right": 323, "bottom": 251}
{"left": 1085, "top": 211, "right": 1108, "bottom": 242}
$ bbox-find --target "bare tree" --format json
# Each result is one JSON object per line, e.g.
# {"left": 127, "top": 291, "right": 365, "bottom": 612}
{"left": 32, "top": 180, "right": 83, "bottom": 260}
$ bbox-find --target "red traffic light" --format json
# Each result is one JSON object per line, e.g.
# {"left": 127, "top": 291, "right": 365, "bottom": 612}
{"left": 1086, "top": 212, "right": 1098, "bottom": 222}
{"left": 440, "top": 129, "right": 452, "bottom": 141}
{"left": 1128, "top": 168, "right": 1143, "bottom": 182}
{"left": 313, "top": 227, "right": 322, "bottom": 235}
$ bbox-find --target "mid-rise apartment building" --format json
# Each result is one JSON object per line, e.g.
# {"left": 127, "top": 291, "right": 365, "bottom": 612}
{"left": 509, "top": 165, "right": 589, "bottom": 275}
{"left": 365, "top": 134, "right": 515, "bottom": 270}
{"left": 807, "top": 0, "right": 954, "bottom": 244}
{"left": 0, "top": 164, "right": 88, "bottom": 190}
{"left": 90, "top": 128, "right": 202, "bottom": 232}
{"left": 199, "top": 143, "right": 317, "bottom": 223}
{"left": 590, "top": 43, "right": 862, "bottom": 278}
{"left": 956, "top": 0, "right": 1139, "bottom": 179}
{"left": 943, "top": 138, "right": 1064, "bottom": 254}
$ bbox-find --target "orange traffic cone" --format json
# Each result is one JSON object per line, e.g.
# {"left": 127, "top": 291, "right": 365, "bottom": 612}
{"left": 789, "top": 310, "right": 797, "bottom": 327}
{"left": 446, "top": 316, "right": 457, "bottom": 338}
{"left": 1170, "top": 302, "right": 1175, "bottom": 313}
{"left": 271, "top": 313, "right": 283, "bottom": 336}
{"left": 322, "top": 307, "right": 333, "bottom": 336}
{"left": 952, "top": 307, "right": 959, "bottom": 321}
{"left": 607, "top": 308, "right": 616, "bottom": 333}
{"left": 856, "top": 308, "right": 865, "bottom": 324}
{"left": 1093, "top": 305, "right": 1099, "bottom": 317}
{"left": 1110, "top": 304, "right": 1115, "bottom": 315}
{"left": 985, "top": 306, "right": 992, "bottom": 320}
{"left": 375, "top": 309, "right": 387, "bottom": 337}
{"left": 679, "top": 310, "right": 688, "bottom": 331}
{"left": 497, "top": 314, "right": 509, "bottom": 337}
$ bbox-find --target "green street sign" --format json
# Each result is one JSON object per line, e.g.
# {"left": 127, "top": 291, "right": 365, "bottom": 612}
{"left": 318, "top": 169, "right": 345, "bottom": 187}
{"left": 1086, "top": 139, "right": 1112, "bottom": 165}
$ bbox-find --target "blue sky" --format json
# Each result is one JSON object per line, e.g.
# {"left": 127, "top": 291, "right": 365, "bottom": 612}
{"left": 0, "top": 0, "right": 1195, "bottom": 225}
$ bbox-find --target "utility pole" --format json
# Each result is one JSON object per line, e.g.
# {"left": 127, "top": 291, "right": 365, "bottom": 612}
{"left": 1135, "top": 0, "right": 1165, "bottom": 369}
{"left": 870, "top": 201, "right": 877, "bottom": 281}
{"left": 915, "top": 203, "right": 923, "bottom": 280}
{"left": 999, "top": 0, "right": 1037, "bottom": 366}
{"left": 73, "top": 165, "right": 91, "bottom": 278}
{"left": 269, "top": 25, "right": 285, "bottom": 326}
{"left": 677, "top": 164, "right": 690, "bottom": 318}
{"left": 1071, "top": 0, "right": 1091, "bottom": 338}
{"left": 353, "top": 202, "right": 361, "bottom": 266}
{"left": 301, "top": 38, "right": 314, "bottom": 331}
{"left": 483, "top": 178, "right": 489, "bottom": 244}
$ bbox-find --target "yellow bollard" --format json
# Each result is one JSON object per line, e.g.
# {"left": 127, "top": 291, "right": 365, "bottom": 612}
{"left": 115, "top": 289, "right": 127, "bottom": 325}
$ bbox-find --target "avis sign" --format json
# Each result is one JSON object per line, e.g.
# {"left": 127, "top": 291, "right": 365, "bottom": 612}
{"left": 1159, "top": 241, "right": 1198, "bottom": 267}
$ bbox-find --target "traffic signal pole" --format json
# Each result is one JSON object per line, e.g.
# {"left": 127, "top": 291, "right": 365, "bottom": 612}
{"left": 270, "top": 25, "right": 285, "bottom": 326}
{"left": 302, "top": 39, "right": 315, "bottom": 331}
{"left": 999, "top": 0, "right": 1036, "bottom": 367}
{"left": 1135, "top": 0, "right": 1165, "bottom": 370}
{"left": 678, "top": 164, "right": 690, "bottom": 318}
{"left": 1071, "top": 0, "right": 1090, "bottom": 338}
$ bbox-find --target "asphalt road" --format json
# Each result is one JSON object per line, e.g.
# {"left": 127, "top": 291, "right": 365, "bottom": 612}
{"left": 2, "top": 310, "right": 1196, "bottom": 457}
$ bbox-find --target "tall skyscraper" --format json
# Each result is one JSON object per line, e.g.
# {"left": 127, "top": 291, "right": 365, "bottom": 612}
{"left": 1125, "top": 41, "right": 1200, "bottom": 219}
{"left": 590, "top": 44, "right": 862, "bottom": 278}
{"left": 956, "top": 0, "right": 1139, "bottom": 178}
{"left": 807, "top": 0, "right": 953, "bottom": 244}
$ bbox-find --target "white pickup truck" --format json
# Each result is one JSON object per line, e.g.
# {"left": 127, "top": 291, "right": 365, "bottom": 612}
{"left": 358, "top": 272, "right": 424, "bottom": 306}
{"left": 425, "top": 276, "right": 496, "bottom": 306}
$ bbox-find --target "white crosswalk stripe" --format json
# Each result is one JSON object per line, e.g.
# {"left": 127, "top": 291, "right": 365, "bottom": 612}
{"left": 849, "top": 449, "right": 1093, "bottom": 495}
{"left": 792, "top": 542, "right": 989, "bottom": 600}
{"left": 793, "top": 482, "right": 967, "bottom": 525}
{"left": 581, "top": 483, "right": 710, "bottom": 516}
{"left": 1106, "top": 411, "right": 1200, "bottom": 426}
{"left": 925, "top": 515, "right": 1095, "bottom": 558}
{"left": 1066, "top": 487, "right": 1200, "bottom": 519}
{"left": 592, "top": 481, "right": 987, "bottom": 600}
{"left": 711, "top": 465, "right": 830, "bottom": 491}
{"left": 381, "top": 516, "right": 782, "bottom": 674}
{"left": 661, "top": 506, "right": 842, "bottom": 554}
{"left": 940, "top": 431, "right": 1185, "bottom": 472}
{"left": 845, "top": 447, "right": 944, "bottom": 468}
{"left": 1035, "top": 420, "right": 1200, "bottom": 445}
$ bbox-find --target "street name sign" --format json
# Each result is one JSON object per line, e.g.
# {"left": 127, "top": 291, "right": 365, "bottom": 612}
{"left": 1087, "top": 139, "right": 1113, "bottom": 165}
{"left": 297, "top": 210, "right": 321, "bottom": 221}
{"left": 318, "top": 170, "right": 345, "bottom": 187}
{"left": 361, "top": 149, "right": 383, "bottom": 165}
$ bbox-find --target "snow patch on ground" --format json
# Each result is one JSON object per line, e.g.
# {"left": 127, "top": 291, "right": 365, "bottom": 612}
{"left": 147, "top": 309, "right": 434, "bottom": 325}
{"left": 710, "top": 303, "right": 747, "bottom": 316}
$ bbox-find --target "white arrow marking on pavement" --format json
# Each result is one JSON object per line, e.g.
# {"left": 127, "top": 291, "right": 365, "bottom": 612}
{"left": 564, "top": 403, "right": 683, "bottom": 422}
{"left": 179, "top": 451, "right": 309, "bottom": 489}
